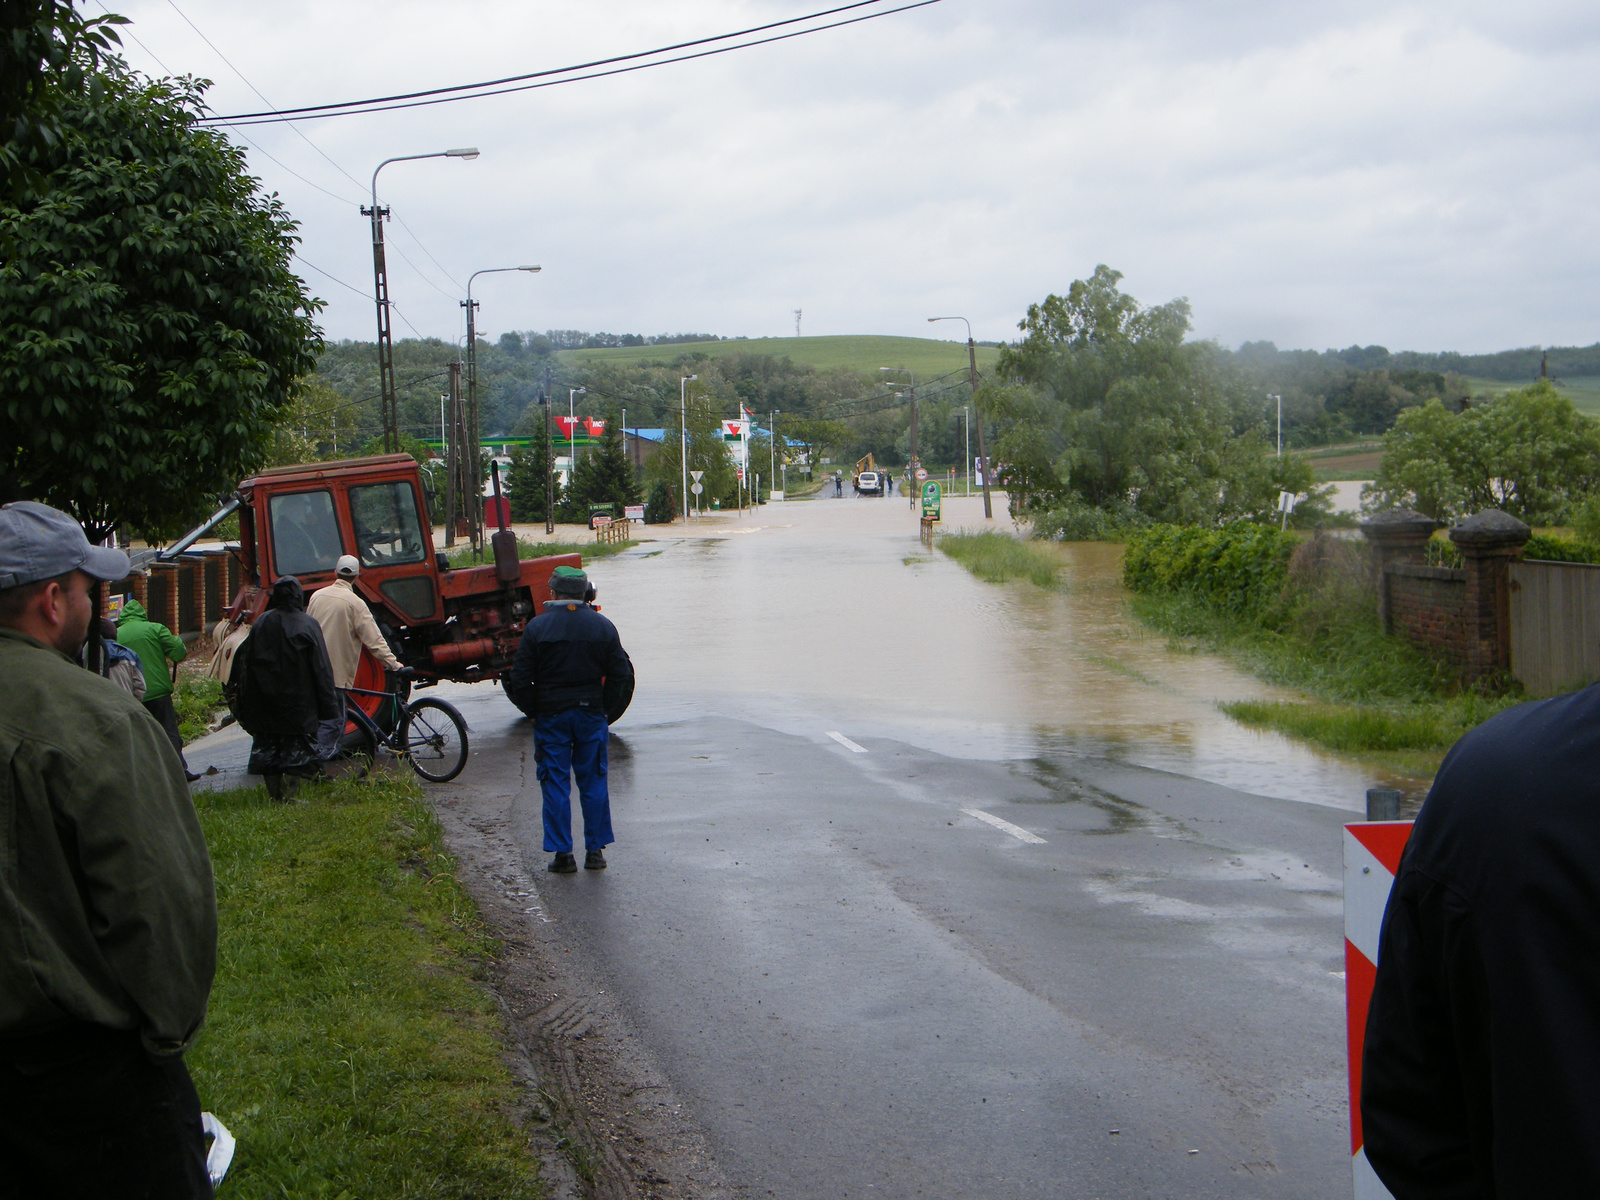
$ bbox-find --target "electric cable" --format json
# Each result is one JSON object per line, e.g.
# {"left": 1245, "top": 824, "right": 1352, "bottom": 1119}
{"left": 203, "top": 0, "right": 942, "bottom": 126}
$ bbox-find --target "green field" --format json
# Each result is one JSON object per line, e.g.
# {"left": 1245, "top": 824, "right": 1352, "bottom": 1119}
{"left": 1467, "top": 375, "right": 1600, "bottom": 415}
{"left": 557, "top": 334, "right": 1002, "bottom": 380}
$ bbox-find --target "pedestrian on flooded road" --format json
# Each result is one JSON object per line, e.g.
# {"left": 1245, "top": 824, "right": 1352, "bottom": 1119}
{"left": 1363, "top": 684, "right": 1600, "bottom": 1196}
{"left": 233, "top": 576, "right": 338, "bottom": 802}
{"left": 506, "top": 566, "right": 634, "bottom": 873}
{"left": 834, "top": 472, "right": 843, "bottom": 497}
{"left": 0, "top": 501, "right": 217, "bottom": 1200}
{"left": 306, "top": 555, "right": 403, "bottom": 761}
{"left": 116, "top": 596, "right": 199, "bottom": 781}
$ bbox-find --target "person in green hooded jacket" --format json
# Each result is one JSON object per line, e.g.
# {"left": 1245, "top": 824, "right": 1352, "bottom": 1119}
{"left": 117, "top": 597, "right": 197, "bottom": 781}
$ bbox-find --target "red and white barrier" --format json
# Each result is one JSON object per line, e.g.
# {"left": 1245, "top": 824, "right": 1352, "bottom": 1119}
{"left": 1343, "top": 821, "right": 1413, "bottom": 1199}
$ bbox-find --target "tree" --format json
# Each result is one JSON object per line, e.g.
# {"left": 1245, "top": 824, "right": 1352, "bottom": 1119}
{"left": 268, "top": 378, "right": 360, "bottom": 466}
{"left": 2, "top": 1, "right": 124, "bottom": 191}
{"left": 507, "top": 436, "right": 559, "bottom": 524}
{"left": 0, "top": 54, "right": 321, "bottom": 540}
{"left": 782, "top": 417, "right": 849, "bottom": 480}
{"left": 645, "top": 395, "right": 734, "bottom": 514}
{"left": 564, "top": 409, "right": 640, "bottom": 515}
{"left": 993, "top": 266, "right": 1304, "bottom": 527}
{"left": 1367, "top": 382, "right": 1600, "bottom": 524}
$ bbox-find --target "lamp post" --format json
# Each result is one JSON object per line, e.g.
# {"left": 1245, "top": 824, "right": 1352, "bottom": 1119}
{"left": 1269, "top": 393, "right": 1282, "bottom": 457}
{"left": 962, "top": 406, "right": 971, "bottom": 496}
{"left": 462, "top": 264, "right": 539, "bottom": 551}
{"left": 680, "top": 375, "right": 698, "bottom": 521}
{"left": 568, "top": 387, "right": 586, "bottom": 493}
{"left": 771, "top": 409, "right": 779, "bottom": 501}
{"left": 364, "top": 147, "right": 478, "bottom": 451}
{"left": 928, "top": 316, "right": 992, "bottom": 518}
{"left": 880, "top": 368, "right": 917, "bottom": 474}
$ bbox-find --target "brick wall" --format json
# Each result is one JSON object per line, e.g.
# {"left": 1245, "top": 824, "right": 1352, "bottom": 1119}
{"left": 1385, "top": 563, "right": 1467, "bottom": 664}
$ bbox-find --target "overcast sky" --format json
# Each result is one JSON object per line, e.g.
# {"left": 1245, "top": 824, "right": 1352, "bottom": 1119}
{"left": 104, "top": 0, "right": 1600, "bottom": 354}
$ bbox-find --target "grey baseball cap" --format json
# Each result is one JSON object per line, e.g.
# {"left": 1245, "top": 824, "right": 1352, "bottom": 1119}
{"left": 0, "top": 502, "right": 131, "bottom": 589}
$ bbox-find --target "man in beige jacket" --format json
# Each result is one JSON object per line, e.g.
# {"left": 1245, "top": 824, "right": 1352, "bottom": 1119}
{"left": 306, "top": 555, "right": 403, "bottom": 760}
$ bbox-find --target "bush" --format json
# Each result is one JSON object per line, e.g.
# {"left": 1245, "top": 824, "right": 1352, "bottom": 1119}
{"left": 1523, "top": 533, "right": 1600, "bottom": 565}
{"left": 1031, "top": 498, "right": 1141, "bottom": 542}
{"left": 644, "top": 479, "right": 676, "bottom": 524}
{"left": 1122, "top": 522, "right": 1298, "bottom": 621}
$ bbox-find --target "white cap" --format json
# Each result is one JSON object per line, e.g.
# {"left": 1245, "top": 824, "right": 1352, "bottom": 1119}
{"left": 335, "top": 554, "right": 360, "bottom": 578}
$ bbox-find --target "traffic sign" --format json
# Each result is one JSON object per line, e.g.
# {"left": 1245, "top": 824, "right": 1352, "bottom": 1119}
{"left": 690, "top": 483, "right": 704, "bottom": 495}
{"left": 690, "top": 470, "right": 705, "bottom": 482}
{"left": 915, "top": 468, "right": 929, "bottom": 482}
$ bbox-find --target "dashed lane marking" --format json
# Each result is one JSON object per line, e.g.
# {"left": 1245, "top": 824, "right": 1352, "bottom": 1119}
{"left": 826, "top": 731, "right": 868, "bottom": 753}
{"left": 963, "top": 807, "right": 1047, "bottom": 844}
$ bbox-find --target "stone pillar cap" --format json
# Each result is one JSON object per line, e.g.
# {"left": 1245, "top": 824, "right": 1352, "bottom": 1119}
{"left": 1448, "top": 509, "right": 1531, "bottom": 548}
{"left": 1359, "top": 509, "right": 1441, "bottom": 538}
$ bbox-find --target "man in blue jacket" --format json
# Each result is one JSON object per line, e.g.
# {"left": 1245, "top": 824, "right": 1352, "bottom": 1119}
{"left": 506, "top": 566, "right": 633, "bottom": 873}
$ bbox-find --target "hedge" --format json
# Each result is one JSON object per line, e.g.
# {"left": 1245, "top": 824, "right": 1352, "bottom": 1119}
{"left": 1122, "top": 522, "right": 1299, "bottom": 620}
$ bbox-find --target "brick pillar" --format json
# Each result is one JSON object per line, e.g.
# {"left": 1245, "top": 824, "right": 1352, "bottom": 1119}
{"left": 1448, "top": 510, "right": 1531, "bottom": 682}
{"left": 154, "top": 564, "right": 181, "bottom": 635}
{"left": 1359, "top": 509, "right": 1441, "bottom": 631}
{"left": 130, "top": 572, "right": 148, "bottom": 609}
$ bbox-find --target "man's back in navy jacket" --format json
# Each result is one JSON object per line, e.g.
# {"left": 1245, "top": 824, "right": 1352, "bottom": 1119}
{"left": 506, "top": 597, "right": 633, "bottom": 718}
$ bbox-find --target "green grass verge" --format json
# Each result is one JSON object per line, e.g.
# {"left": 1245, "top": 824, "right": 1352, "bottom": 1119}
{"left": 1135, "top": 590, "right": 1522, "bottom": 768}
{"left": 938, "top": 531, "right": 1061, "bottom": 589}
{"left": 187, "top": 776, "right": 541, "bottom": 1199}
{"left": 175, "top": 675, "right": 226, "bottom": 744}
{"left": 557, "top": 333, "right": 1000, "bottom": 379}
{"left": 445, "top": 536, "right": 635, "bottom": 568}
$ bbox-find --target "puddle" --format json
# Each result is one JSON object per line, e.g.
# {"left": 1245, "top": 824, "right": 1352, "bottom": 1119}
{"left": 595, "top": 494, "right": 1420, "bottom": 812}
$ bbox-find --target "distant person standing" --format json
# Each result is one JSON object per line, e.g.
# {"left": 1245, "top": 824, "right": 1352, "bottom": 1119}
{"left": 834, "top": 472, "right": 843, "bottom": 497}
{"left": 233, "top": 577, "right": 339, "bottom": 801}
{"left": 0, "top": 501, "right": 217, "bottom": 1199}
{"left": 99, "top": 617, "right": 146, "bottom": 700}
{"left": 506, "top": 566, "right": 634, "bottom": 873}
{"left": 117, "top": 597, "right": 198, "bottom": 781}
{"left": 306, "top": 555, "right": 403, "bottom": 761}
{"left": 883, "top": 471, "right": 892, "bottom": 497}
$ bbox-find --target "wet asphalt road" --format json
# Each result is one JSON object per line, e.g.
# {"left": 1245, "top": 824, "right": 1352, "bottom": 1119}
{"left": 189, "top": 494, "right": 1359, "bottom": 1197}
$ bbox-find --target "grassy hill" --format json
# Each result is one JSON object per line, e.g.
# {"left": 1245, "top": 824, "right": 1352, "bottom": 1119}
{"left": 1466, "top": 376, "right": 1600, "bottom": 416}
{"left": 557, "top": 334, "right": 1001, "bottom": 381}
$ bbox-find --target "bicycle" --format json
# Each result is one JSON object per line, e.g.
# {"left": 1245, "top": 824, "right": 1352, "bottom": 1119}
{"left": 342, "top": 678, "right": 470, "bottom": 783}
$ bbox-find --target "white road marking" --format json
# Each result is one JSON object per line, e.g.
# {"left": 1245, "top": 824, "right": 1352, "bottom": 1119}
{"left": 826, "top": 731, "right": 868, "bottom": 753}
{"left": 963, "top": 808, "right": 1046, "bottom": 844}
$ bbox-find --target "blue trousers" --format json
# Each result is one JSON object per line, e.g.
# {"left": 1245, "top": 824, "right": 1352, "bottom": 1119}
{"left": 534, "top": 706, "right": 613, "bottom": 853}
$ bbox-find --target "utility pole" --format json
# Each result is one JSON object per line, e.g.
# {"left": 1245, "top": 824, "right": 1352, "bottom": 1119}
{"left": 463, "top": 299, "right": 481, "bottom": 554}
{"left": 362, "top": 199, "right": 398, "bottom": 452}
{"left": 445, "top": 360, "right": 466, "bottom": 546}
{"left": 364, "top": 149, "right": 480, "bottom": 453}
{"left": 542, "top": 366, "right": 554, "bottom": 535}
{"left": 928, "top": 317, "right": 992, "bottom": 519}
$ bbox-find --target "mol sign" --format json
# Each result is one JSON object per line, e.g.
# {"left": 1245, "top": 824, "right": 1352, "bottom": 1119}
{"left": 1344, "top": 820, "right": 1413, "bottom": 1200}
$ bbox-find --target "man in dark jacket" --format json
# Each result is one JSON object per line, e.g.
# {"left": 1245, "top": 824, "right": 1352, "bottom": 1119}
{"left": 234, "top": 577, "right": 338, "bottom": 801}
{"left": 507, "top": 566, "right": 633, "bottom": 873}
{"left": 0, "top": 501, "right": 217, "bottom": 1199}
{"left": 1363, "top": 685, "right": 1600, "bottom": 1196}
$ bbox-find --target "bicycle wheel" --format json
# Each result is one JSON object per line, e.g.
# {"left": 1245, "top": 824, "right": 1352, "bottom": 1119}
{"left": 403, "top": 698, "right": 469, "bottom": 783}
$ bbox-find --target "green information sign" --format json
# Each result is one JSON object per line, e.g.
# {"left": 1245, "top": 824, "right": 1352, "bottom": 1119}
{"left": 921, "top": 480, "right": 942, "bottom": 521}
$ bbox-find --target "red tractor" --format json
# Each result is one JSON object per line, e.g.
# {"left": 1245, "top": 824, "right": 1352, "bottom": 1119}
{"left": 170, "top": 453, "right": 629, "bottom": 719}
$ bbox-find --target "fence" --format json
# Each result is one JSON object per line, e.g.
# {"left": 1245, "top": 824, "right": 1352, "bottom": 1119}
{"left": 595, "top": 517, "right": 633, "bottom": 546}
{"left": 102, "top": 550, "right": 239, "bottom": 642}
{"left": 1508, "top": 559, "right": 1600, "bottom": 695}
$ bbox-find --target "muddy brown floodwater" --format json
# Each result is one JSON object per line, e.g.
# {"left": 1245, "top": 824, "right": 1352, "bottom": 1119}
{"left": 600, "top": 489, "right": 1414, "bottom": 813}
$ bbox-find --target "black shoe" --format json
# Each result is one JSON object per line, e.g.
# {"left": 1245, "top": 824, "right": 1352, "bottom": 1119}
{"left": 184, "top": 771, "right": 202, "bottom": 783}
{"left": 548, "top": 852, "right": 577, "bottom": 874}
{"left": 584, "top": 849, "right": 607, "bottom": 871}
{"left": 264, "top": 772, "right": 283, "bottom": 801}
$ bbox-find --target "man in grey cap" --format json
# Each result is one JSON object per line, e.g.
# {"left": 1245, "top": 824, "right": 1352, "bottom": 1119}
{"left": 0, "top": 501, "right": 218, "bottom": 1198}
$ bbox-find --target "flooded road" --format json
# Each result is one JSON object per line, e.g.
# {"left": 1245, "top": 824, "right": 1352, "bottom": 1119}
{"left": 610, "top": 490, "right": 1388, "bottom": 813}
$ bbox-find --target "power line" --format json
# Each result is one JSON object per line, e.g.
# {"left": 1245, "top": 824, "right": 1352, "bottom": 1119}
{"left": 202, "top": 0, "right": 942, "bottom": 126}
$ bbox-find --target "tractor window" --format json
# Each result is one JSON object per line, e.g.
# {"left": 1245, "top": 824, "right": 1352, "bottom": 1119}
{"left": 268, "top": 489, "right": 341, "bottom": 577}
{"left": 350, "top": 481, "right": 427, "bottom": 567}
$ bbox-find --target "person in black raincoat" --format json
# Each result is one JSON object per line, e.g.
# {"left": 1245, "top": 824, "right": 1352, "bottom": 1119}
{"left": 234, "top": 576, "right": 338, "bottom": 801}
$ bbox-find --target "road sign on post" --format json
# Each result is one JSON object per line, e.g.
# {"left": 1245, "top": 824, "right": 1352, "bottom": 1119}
{"left": 921, "top": 481, "right": 942, "bottom": 521}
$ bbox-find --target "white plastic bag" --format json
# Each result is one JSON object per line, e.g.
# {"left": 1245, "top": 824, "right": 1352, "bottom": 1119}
{"left": 201, "top": 1112, "right": 235, "bottom": 1186}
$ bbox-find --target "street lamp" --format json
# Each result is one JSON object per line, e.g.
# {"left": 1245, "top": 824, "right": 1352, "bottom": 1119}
{"left": 771, "top": 409, "right": 780, "bottom": 502}
{"left": 364, "top": 148, "right": 479, "bottom": 451}
{"left": 568, "top": 387, "right": 586, "bottom": 489}
{"left": 961, "top": 406, "right": 971, "bottom": 497}
{"left": 459, "top": 264, "right": 539, "bottom": 550}
{"left": 680, "top": 375, "right": 698, "bottom": 521}
{"left": 880, "top": 367, "right": 918, "bottom": 480}
{"left": 928, "top": 317, "right": 992, "bottom": 519}
{"left": 1269, "top": 393, "right": 1283, "bottom": 457}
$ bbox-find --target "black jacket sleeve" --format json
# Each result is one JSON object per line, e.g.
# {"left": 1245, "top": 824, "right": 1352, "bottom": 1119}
{"left": 600, "top": 627, "right": 634, "bottom": 719}
{"left": 1362, "top": 866, "right": 1495, "bottom": 1198}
